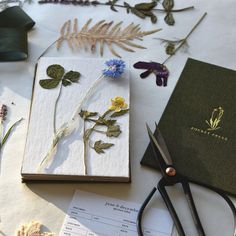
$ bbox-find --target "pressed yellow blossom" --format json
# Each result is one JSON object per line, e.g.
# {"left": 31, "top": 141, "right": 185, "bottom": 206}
{"left": 109, "top": 96, "right": 128, "bottom": 112}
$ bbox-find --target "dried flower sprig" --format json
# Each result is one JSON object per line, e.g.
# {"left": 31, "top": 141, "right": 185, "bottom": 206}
{"left": 38, "top": 59, "right": 126, "bottom": 171}
{"left": 16, "top": 221, "right": 55, "bottom": 236}
{"left": 56, "top": 18, "right": 161, "bottom": 58}
{"left": 157, "top": 12, "right": 208, "bottom": 60}
{"left": 133, "top": 12, "right": 207, "bottom": 87}
{"left": 38, "top": 0, "right": 194, "bottom": 25}
{"left": 81, "top": 96, "right": 129, "bottom": 174}
{"left": 0, "top": 104, "right": 23, "bottom": 156}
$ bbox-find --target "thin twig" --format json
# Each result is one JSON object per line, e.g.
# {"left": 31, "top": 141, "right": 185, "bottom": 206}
{"left": 162, "top": 12, "right": 207, "bottom": 65}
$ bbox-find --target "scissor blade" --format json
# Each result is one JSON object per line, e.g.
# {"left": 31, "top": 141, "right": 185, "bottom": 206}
{"left": 154, "top": 122, "right": 173, "bottom": 165}
{"left": 146, "top": 123, "right": 173, "bottom": 166}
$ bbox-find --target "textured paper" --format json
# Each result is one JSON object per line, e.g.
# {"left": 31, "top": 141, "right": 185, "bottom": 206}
{"left": 60, "top": 190, "right": 173, "bottom": 236}
{"left": 21, "top": 57, "right": 130, "bottom": 181}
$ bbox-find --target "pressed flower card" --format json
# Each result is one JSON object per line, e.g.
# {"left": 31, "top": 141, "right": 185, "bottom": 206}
{"left": 21, "top": 57, "right": 130, "bottom": 182}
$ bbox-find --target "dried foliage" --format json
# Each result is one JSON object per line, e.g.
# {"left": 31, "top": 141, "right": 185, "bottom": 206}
{"left": 56, "top": 18, "right": 161, "bottom": 58}
{"left": 16, "top": 221, "right": 54, "bottom": 236}
{"left": 38, "top": 0, "right": 194, "bottom": 25}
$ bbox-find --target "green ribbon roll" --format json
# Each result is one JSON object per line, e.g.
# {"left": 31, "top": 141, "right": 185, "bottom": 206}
{"left": 0, "top": 6, "right": 35, "bottom": 61}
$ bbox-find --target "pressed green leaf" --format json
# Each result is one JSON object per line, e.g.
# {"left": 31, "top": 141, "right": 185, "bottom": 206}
{"left": 79, "top": 110, "right": 98, "bottom": 119}
{"left": 106, "top": 125, "right": 121, "bottom": 137}
{"left": 165, "top": 42, "right": 175, "bottom": 55}
{"left": 62, "top": 79, "right": 72, "bottom": 87}
{"left": 111, "top": 109, "right": 129, "bottom": 117}
{"left": 97, "top": 117, "right": 117, "bottom": 126}
{"left": 1, "top": 118, "right": 23, "bottom": 147}
{"left": 131, "top": 8, "right": 146, "bottom": 19}
{"left": 47, "top": 64, "right": 65, "bottom": 80}
{"left": 164, "top": 13, "right": 175, "bottom": 25}
{"left": 134, "top": 2, "right": 157, "bottom": 11}
{"left": 94, "top": 140, "right": 114, "bottom": 154}
{"left": 162, "top": 0, "right": 174, "bottom": 11}
{"left": 63, "top": 70, "right": 81, "bottom": 82}
{"left": 39, "top": 79, "right": 61, "bottom": 89}
{"left": 151, "top": 14, "right": 158, "bottom": 23}
{"left": 140, "top": 10, "right": 154, "bottom": 17}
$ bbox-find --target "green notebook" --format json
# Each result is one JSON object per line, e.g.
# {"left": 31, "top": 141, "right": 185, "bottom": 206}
{"left": 141, "top": 58, "right": 236, "bottom": 196}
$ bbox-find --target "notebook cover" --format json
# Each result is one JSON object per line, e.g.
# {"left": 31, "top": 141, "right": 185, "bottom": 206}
{"left": 141, "top": 58, "right": 236, "bottom": 196}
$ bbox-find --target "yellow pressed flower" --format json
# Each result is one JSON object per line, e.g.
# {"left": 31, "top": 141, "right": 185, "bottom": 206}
{"left": 109, "top": 96, "right": 128, "bottom": 112}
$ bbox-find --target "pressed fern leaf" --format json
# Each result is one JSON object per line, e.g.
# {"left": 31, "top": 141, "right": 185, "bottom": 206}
{"left": 56, "top": 18, "right": 161, "bottom": 58}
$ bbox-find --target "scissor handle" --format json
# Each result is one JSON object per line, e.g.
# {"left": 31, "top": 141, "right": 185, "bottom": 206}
{"left": 137, "top": 187, "right": 157, "bottom": 236}
{"left": 158, "top": 180, "right": 186, "bottom": 236}
{"left": 182, "top": 179, "right": 206, "bottom": 236}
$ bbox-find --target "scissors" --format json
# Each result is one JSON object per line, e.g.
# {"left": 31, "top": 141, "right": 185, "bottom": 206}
{"left": 137, "top": 123, "right": 236, "bottom": 236}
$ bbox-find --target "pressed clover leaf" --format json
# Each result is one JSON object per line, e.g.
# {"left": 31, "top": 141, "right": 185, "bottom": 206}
{"left": 64, "top": 71, "right": 81, "bottom": 82}
{"left": 39, "top": 79, "right": 61, "bottom": 89}
{"left": 62, "top": 71, "right": 81, "bottom": 87}
{"left": 39, "top": 65, "right": 81, "bottom": 89}
{"left": 47, "top": 64, "right": 65, "bottom": 80}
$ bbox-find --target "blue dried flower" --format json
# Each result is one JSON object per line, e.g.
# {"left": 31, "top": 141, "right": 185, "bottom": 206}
{"left": 103, "top": 59, "right": 125, "bottom": 78}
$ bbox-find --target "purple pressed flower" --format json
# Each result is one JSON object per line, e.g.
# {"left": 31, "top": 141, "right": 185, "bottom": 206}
{"left": 0, "top": 104, "right": 7, "bottom": 122}
{"left": 133, "top": 61, "right": 169, "bottom": 86}
{"left": 103, "top": 59, "right": 126, "bottom": 78}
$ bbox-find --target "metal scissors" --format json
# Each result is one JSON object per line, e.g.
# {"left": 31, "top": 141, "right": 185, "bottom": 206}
{"left": 137, "top": 123, "right": 236, "bottom": 236}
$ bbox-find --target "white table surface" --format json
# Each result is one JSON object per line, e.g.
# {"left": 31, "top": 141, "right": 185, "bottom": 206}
{"left": 0, "top": 0, "right": 235, "bottom": 235}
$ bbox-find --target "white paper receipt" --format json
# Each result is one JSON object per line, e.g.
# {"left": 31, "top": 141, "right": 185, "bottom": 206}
{"left": 59, "top": 190, "right": 173, "bottom": 236}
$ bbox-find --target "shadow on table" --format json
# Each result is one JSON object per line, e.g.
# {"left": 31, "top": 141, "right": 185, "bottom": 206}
{"left": 0, "top": 230, "right": 6, "bottom": 236}
{"left": 25, "top": 182, "right": 132, "bottom": 214}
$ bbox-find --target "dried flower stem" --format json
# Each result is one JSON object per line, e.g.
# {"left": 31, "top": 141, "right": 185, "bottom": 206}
{"left": 162, "top": 12, "right": 207, "bottom": 65}
{"left": 83, "top": 122, "right": 88, "bottom": 175}
{"left": 83, "top": 109, "right": 111, "bottom": 174}
{"left": 38, "top": 74, "right": 105, "bottom": 171}
{"left": 53, "top": 83, "right": 63, "bottom": 134}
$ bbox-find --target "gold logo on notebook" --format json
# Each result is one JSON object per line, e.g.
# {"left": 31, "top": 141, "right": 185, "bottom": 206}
{"left": 190, "top": 106, "right": 228, "bottom": 141}
{"left": 205, "top": 107, "right": 224, "bottom": 131}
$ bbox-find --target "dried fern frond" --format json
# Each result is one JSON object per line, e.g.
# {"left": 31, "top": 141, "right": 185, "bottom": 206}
{"left": 56, "top": 18, "right": 161, "bottom": 58}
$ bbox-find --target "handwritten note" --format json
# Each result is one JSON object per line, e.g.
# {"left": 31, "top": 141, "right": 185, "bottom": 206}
{"left": 59, "top": 190, "right": 173, "bottom": 236}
